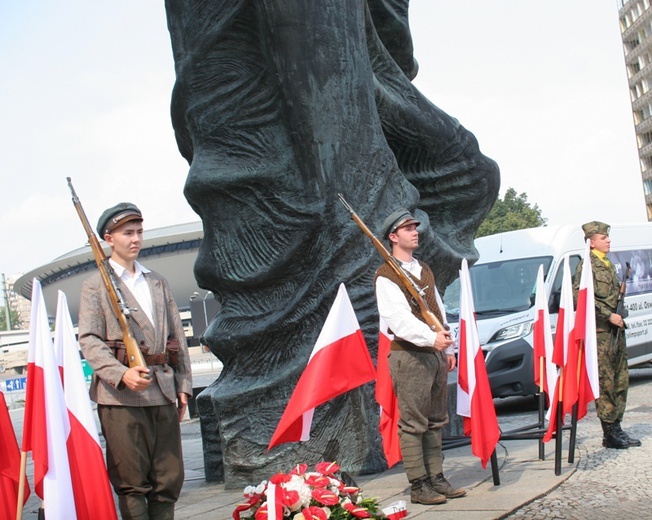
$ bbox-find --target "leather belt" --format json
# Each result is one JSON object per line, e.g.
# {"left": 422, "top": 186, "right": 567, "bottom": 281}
{"left": 144, "top": 353, "right": 168, "bottom": 365}
{"left": 390, "top": 339, "right": 436, "bottom": 353}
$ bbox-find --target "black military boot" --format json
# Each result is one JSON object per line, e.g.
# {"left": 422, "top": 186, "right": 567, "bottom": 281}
{"left": 410, "top": 478, "right": 447, "bottom": 505}
{"left": 601, "top": 420, "right": 629, "bottom": 449}
{"left": 614, "top": 420, "right": 641, "bottom": 447}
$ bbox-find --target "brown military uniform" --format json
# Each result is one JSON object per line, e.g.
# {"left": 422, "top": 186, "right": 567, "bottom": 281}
{"left": 79, "top": 269, "right": 192, "bottom": 518}
{"left": 375, "top": 260, "right": 449, "bottom": 480}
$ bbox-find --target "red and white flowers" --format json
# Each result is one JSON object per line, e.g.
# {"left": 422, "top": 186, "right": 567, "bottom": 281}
{"left": 232, "top": 462, "right": 384, "bottom": 520}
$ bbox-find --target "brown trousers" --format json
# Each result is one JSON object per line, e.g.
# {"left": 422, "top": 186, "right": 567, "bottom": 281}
{"left": 98, "top": 404, "right": 184, "bottom": 519}
{"left": 388, "top": 349, "right": 449, "bottom": 481}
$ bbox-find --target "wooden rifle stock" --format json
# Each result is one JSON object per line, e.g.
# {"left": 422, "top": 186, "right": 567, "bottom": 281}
{"left": 337, "top": 193, "right": 447, "bottom": 333}
{"left": 67, "top": 177, "right": 149, "bottom": 377}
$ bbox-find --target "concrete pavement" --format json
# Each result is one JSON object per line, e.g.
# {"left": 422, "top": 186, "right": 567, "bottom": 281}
{"left": 16, "top": 364, "right": 652, "bottom": 519}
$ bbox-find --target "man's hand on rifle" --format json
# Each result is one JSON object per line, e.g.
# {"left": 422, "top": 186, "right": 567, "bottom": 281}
{"left": 121, "top": 366, "right": 152, "bottom": 391}
{"left": 434, "top": 330, "right": 453, "bottom": 351}
{"left": 609, "top": 312, "right": 625, "bottom": 329}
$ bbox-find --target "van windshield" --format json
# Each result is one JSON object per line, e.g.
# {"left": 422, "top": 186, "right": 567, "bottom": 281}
{"left": 443, "top": 256, "right": 553, "bottom": 319}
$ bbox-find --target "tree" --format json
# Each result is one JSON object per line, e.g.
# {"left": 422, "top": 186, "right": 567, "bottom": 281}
{"left": 0, "top": 307, "right": 21, "bottom": 331}
{"left": 476, "top": 187, "right": 547, "bottom": 238}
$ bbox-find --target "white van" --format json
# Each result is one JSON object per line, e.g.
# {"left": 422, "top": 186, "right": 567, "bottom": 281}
{"left": 442, "top": 223, "right": 652, "bottom": 398}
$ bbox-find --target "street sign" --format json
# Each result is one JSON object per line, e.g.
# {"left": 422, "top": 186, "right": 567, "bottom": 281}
{"left": 4, "top": 377, "right": 27, "bottom": 392}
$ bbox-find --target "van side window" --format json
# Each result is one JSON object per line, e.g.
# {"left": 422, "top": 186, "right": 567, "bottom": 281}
{"left": 548, "top": 255, "right": 581, "bottom": 313}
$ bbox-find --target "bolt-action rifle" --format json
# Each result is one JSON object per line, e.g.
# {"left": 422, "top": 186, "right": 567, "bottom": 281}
{"left": 338, "top": 193, "right": 449, "bottom": 335}
{"left": 610, "top": 261, "right": 631, "bottom": 353}
{"left": 67, "top": 177, "right": 150, "bottom": 378}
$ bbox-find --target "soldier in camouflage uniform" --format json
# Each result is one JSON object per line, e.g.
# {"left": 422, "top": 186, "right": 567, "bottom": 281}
{"left": 574, "top": 221, "right": 641, "bottom": 449}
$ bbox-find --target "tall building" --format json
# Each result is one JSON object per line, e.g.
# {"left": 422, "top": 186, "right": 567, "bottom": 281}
{"left": 619, "top": 0, "right": 652, "bottom": 219}
{"left": 2, "top": 273, "right": 31, "bottom": 330}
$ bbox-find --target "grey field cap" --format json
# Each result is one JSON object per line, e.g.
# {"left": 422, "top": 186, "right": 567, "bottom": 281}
{"left": 381, "top": 208, "right": 421, "bottom": 239}
{"left": 96, "top": 202, "right": 143, "bottom": 237}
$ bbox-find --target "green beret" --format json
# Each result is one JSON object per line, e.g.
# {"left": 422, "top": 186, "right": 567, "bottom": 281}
{"left": 381, "top": 208, "right": 421, "bottom": 239}
{"left": 581, "top": 221, "right": 610, "bottom": 240}
{"left": 97, "top": 202, "right": 143, "bottom": 237}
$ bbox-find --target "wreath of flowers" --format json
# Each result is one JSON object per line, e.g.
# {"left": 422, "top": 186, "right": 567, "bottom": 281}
{"left": 232, "top": 462, "right": 385, "bottom": 520}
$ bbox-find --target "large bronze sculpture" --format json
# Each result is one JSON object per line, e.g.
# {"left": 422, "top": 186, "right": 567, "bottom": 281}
{"left": 165, "top": 0, "right": 499, "bottom": 488}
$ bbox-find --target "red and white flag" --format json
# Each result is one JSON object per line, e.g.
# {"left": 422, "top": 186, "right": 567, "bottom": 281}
{"left": 268, "top": 283, "right": 376, "bottom": 449}
{"left": 532, "top": 265, "right": 558, "bottom": 404}
{"left": 0, "top": 391, "right": 30, "bottom": 520}
{"left": 375, "top": 318, "right": 401, "bottom": 467}
{"left": 456, "top": 259, "right": 500, "bottom": 468}
{"left": 543, "top": 257, "right": 574, "bottom": 442}
{"left": 22, "top": 279, "right": 77, "bottom": 518}
{"left": 563, "top": 241, "right": 600, "bottom": 420}
{"left": 54, "top": 291, "right": 118, "bottom": 520}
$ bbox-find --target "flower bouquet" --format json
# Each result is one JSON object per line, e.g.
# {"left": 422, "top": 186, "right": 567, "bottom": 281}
{"left": 232, "top": 462, "right": 386, "bottom": 519}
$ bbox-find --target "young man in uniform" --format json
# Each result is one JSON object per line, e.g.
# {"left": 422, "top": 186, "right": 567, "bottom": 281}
{"left": 78, "top": 203, "right": 193, "bottom": 519}
{"left": 575, "top": 221, "right": 641, "bottom": 449}
{"left": 374, "top": 208, "right": 465, "bottom": 505}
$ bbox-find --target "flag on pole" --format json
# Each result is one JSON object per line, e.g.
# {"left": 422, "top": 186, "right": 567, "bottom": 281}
{"left": 564, "top": 241, "right": 599, "bottom": 420}
{"left": 456, "top": 259, "right": 500, "bottom": 468}
{"left": 543, "top": 257, "right": 574, "bottom": 442}
{"left": 532, "top": 265, "right": 558, "bottom": 404}
{"left": 0, "top": 391, "right": 30, "bottom": 520}
{"left": 268, "top": 283, "right": 376, "bottom": 449}
{"left": 21, "top": 279, "right": 77, "bottom": 518}
{"left": 54, "top": 291, "right": 118, "bottom": 520}
{"left": 375, "top": 318, "right": 401, "bottom": 467}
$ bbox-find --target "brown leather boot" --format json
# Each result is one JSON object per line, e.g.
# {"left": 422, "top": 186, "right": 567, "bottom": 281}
{"left": 410, "top": 478, "right": 447, "bottom": 505}
{"left": 428, "top": 473, "right": 466, "bottom": 499}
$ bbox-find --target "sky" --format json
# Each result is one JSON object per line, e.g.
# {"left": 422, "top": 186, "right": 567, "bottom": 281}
{"left": 0, "top": 1, "right": 645, "bottom": 280}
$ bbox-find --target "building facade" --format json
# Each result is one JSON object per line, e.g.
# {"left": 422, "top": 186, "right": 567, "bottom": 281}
{"left": 619, "top": 0, "right": 652, "bottom": 219}
{"left": 2, "top": 273, "right": 31, "bottom": 330}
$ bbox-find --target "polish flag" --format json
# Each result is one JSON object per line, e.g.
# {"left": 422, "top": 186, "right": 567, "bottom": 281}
{"left": 456, "top": 259, "right": 500, "bottom": 468}
{"left": 21, "top": 279, "right": 77, "bottom": 518}
{"left": 563, "top": 241, "right": 599, "bottom": 420}
{"left": 532, "top": 265, "right": 558, "bottom": 404}
{"left": 375, "top": 318, "right": 401, "bottom": 467}
{"left": 268, "top": 283, "right": 376, "bottom": 449}
{"left": 543, "top": 257, "right": 574, "bottom": 442}
{"left": 0, "top": 391, "right": 30, "bottom": 520}
{"left": 53, "top": 291, "right": 118, "bottom": 520}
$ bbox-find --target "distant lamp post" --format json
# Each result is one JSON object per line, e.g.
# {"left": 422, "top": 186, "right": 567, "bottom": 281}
{"left": 189, "top": 291, "right": 221, "bottom": 342}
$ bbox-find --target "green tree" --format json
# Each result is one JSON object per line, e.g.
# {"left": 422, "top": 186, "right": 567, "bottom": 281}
{"left": 476, "top": 187, "right": 547, "bottom": 238}
{"left": 0, "top": 307, "right": 21, "bottom": 330}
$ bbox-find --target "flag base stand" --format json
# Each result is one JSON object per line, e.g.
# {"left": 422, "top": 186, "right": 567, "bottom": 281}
{"left": 487, "top": 392, "right": 577, "bottom": 477}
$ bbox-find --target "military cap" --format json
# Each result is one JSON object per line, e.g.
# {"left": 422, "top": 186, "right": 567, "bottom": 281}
{"left": 381, "top": 208, "right": 421, "bottom": 239}
{"left": 582, "top": 221, "right": 610, "bottom": 240}
{"left": 97, "top": 202, "right": 143, "bottom": 237}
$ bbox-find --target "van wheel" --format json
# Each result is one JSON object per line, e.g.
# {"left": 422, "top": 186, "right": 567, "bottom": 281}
{"left": 14, "top": 366, "right": 24, "bottom": 375}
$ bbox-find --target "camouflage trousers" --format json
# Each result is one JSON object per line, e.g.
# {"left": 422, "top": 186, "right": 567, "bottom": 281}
{"left": 595, "top": 330, "right": 629, "bottom": 423}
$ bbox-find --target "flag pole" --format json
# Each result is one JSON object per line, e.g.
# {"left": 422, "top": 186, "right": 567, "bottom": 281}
{"left": 568, "top": 341, "right": 584, "bottom": 463}
{"left": 538, "top": 357, "right": 545, "bottom": 460}
{"left": 16, "top": 451, "right": 27, "bottom": 520}
{"left": 553, "top": 368, "right": 565, "bottom": 475}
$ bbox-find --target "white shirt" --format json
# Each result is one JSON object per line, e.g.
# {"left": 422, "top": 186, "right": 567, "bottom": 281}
{"left": 109, "top": 259, "right": 155, "bottom": 326}
{"left": 375, "top": 257, "right": 453, "bottom": 354}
